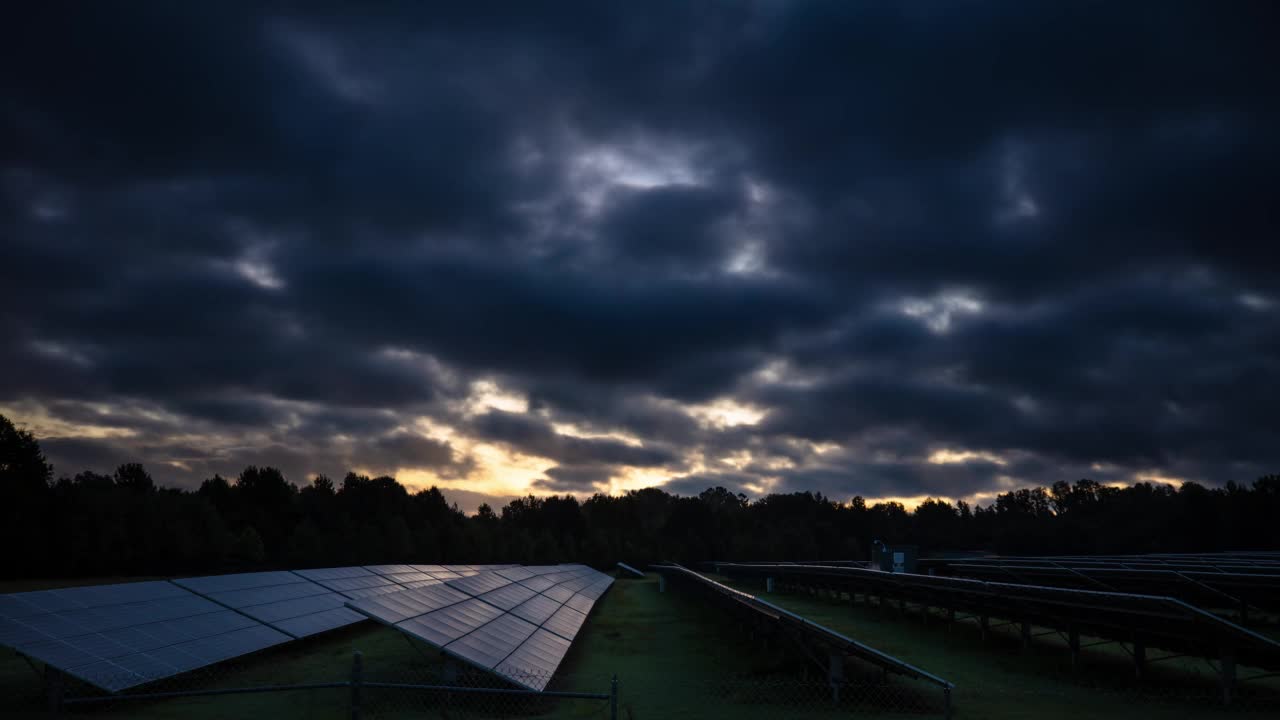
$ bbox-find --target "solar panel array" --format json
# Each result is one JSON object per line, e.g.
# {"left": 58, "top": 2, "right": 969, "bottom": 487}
{"left": 914, "top": 553, "right": 1280, "bottom": 619}
{"left": 0, "top": 563, "right": 544, "bottom": 694}
{"left": 653, "top": 564, "right": 953, "bottom": 689}
{"left": 173, "top": 571, "right": 363, "bottom": 639}
{"left": 938, "top": 562, "right": 1280, "bottom": 615}
{"left": 0, "top": 581, "right": 291, "bottom": 692}
{"left": 347, "top": 564, "right": 613, "bottom": 691}
{"left": 175, "top": 565, "right": 527, "bottom": 637}
{"left": 720, "top": 562, "right": 1280, "bottom": 671}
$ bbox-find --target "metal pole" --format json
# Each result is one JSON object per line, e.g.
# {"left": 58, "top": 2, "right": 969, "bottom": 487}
{"left": 1069, "top": 624, "right": 1080, "bottom": 671}
{"left": 1221, "top": 650, "right": 1236, "bottom": 706}
{"left": 45, "top": 665, "right": 64, "bottom": 716}
{"left": 610, "top": 674, "right": 618, "bottom": 720}
{"left": 350, "top": 651, "right": 363, "bottom": 720}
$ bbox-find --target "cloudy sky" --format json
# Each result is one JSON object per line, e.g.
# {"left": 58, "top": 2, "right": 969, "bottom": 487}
{"left": 3, "top": 1, "right": 1277, "bottom": 512}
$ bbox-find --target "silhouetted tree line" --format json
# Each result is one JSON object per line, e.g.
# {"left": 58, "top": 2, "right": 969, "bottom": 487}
{"left": 2, "top": 414, "right": 1278, "bottom": 579}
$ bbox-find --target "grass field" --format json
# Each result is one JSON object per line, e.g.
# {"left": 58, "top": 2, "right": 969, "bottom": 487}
{"left": 3, "top": 573, "right": 1278, "bottom": 718}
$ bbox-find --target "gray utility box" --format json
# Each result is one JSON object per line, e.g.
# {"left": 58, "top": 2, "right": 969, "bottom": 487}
{"left": 875, "top": 545, "right": 918, "bottom": 573}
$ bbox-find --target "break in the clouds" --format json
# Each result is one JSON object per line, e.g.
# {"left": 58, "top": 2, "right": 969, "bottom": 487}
{"left": 3, "top": 1, "right": 1278, "bottom": 511}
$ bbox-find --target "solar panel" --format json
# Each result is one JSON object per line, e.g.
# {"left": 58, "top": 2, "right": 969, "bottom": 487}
{"left": 382, "top": 572, "right": 439, "bottom": 585}
{"left": 449, "top": 572, "right": 512, "bottom": 596}
{"left": 497, "top": 628, "right": 571, "bottom": 687}
{"left": 293, "top": 566, "right": 373, "bottom": 581}
{"left": 396, "top": 579, "right": 446, "bottom": 590}
{"left": 448, "top": 613, "right": 537, "bottom": 669}
{"left": 346, "top": 565, "right": 614, "bottom": 691}
{"left": 518, "top": 576, "right": 557, "bottom": 593}
{"left": 400, "top": 598, "right": 506, "bottom": 646}
{"left": 172, "top": 572, "right": 300, "bottom": 594}
{"left": 275, "top": 608, "right": 365, "bottom": 638}
{"left": 495, "top": 566, "right": 536, "bottom": 582}
{"left": 510, "top": 593, "right": 562, "bottom": 625}
{"left": 174, "top": 572, "right": 366, "bottom": 639}
{"left": 542, "top": 605, "right": 587, "bottom": 640}
{"left": 176, "top": 579, "right": 331, "bottom": 609}
{"left": 0, "top": 581, "right": 291, "bottom": 692}
{"left": 477, "top": 583, "right": 537, "bottom": 611}
{"left": 616, "top": 562, "right": 645, "bottom": 578}
{"left": 308, "top": 574, "right": 399, "bottom": 594}
{"left": 364, "top": 564, "right": 419, "bottom": 576}
{"left": 565, "top": 593, "right": 594, "bottom": 614}
{"left": 543, "top": 585, "right": 575, "bottom": 603}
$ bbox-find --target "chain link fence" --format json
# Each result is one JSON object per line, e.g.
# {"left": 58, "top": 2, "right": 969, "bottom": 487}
{"left": 1, "top": 651, "right": 615, "bottom": 719}
{"left": 5, "top": 648, "right": 1276, "bottom": 718}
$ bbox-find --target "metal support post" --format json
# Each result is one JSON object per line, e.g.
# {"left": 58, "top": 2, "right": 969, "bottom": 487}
{"left": 349, "top": 651, "right": 363, "bottom": 720}
{"left": 45, "top": 665, "right": 65, "bottom": 716}
{"left": 1069, "top": 624, "right": 1080, "bottom": 671}
{"left": 1221, "top": 650, "right": 1236, "bottom": 705}
{"left": 610, "top": 674, "right": 619, "bottom": 720}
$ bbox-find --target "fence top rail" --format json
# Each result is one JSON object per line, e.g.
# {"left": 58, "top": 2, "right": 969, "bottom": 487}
{"left": 57, "top": 676, "right": 615, "bottom": 705}
{"left": 361, "top": 680, "right": 611, "bottom": 700}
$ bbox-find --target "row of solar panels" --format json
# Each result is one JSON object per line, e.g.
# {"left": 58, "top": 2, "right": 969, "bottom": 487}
{"left": 348, "top": 564, "right": 614, "bottom": 691}
{"left": 719, "top": 563, "right": 1280, "bottom": 670}
{"left": 919, "top": 553, "right": 1280, "bottom": 575}
{"left": 653, "top": 564, "right": 953, "bottom": 689}
{"left": 0, "top": 563, "right": 610, "bottom": 693}
{"left": 1019, "top": 552, "right": 1280, "bottom": 566}
{"left": 936, "top": 562, "right": 1280, "bottom": 614}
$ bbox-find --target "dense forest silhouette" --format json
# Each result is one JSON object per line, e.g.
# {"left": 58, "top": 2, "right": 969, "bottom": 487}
{"left": 2, "top": 414, "right": 1278, "bottom": 579}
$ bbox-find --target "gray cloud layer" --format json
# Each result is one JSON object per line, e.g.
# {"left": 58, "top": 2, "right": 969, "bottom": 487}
{"left": 3, "top": 1, "right": 1277, "bottom": 505}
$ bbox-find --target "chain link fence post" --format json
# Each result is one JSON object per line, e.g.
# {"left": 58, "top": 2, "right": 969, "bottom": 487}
{"left": 350, "top": 650, "right": 363, "bottom": 720}
{"left": 45, "top": 665, "right": 64, "bottom": 716}
{"left": 610, "top": 673, "right": 619, "bottom": 720}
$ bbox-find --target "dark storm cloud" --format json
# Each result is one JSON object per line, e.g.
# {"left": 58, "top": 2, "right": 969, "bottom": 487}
{"left": 3, "top": 1, "right": 1278, "bottom": 500}
{"left": 595, "top": 185, "right": 742, "bottom": 269}
{"left": 662, "top": 472, "right": 761, "bottom": 498}
{"left": 533, "top": 465, "right": 615, "bottom": 493}
{"left": 39, "top": 437, "right": 137, "bottom": 476}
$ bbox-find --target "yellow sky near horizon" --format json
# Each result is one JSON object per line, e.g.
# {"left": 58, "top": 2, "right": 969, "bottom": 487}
{"left": 3, "top": 381, "right": 1191, "bottom": 517}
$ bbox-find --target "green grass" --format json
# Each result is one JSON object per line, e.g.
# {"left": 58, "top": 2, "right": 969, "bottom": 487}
{"left": 3, "top": 574, "right": 1277, "bottom": 719}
